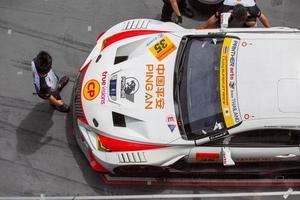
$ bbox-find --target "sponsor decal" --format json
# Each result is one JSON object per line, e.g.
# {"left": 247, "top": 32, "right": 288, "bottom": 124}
{"left": 100, "top": 71, "right": 108, "bottom": 104}
{"left": 145, "top": 64, "right": 165, "bottom": 110}
{"left": 168, "top": 124, "right": 176, "bottom": 132}
{"left": 166, "top": 115, "right": 176, "bottom": 132}
{"left": 109, "top": 75, "right": 117, "bottom": 101}
{"left": 146, "top": 33, "right": 164, "bottom": 47}
{"left": 219, "top": 38, "right": 242, "bottom": 128}
{"left": 83, "top": 79, "right": 100, "bottom": 100}
{"left": 196, "top": 153, "right": 220, "bottom": 161}
{"left": 149, "top": 36, "right": 176, "bottom": 61}
{"left": 120, "top": 76, "right": 139, "bottom": 102}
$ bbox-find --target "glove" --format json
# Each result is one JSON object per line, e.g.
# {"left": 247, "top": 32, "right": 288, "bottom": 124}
{"left": 175, "top": 16, "right": 183, "bottom": 24}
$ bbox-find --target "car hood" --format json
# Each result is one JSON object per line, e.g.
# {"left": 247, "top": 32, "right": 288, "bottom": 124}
{"left": 80, "top": 32, "right": 188, "bottom": 145}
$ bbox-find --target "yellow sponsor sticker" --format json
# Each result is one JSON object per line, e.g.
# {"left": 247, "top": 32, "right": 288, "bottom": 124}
{"left": 149, "top": 36, "right": 176, "bottom": 61}
{"left": 220, "top": 38, "right": 235, "bottom": 128}
{"left": 83, "top": 79, "right": 101, "bottom": 100}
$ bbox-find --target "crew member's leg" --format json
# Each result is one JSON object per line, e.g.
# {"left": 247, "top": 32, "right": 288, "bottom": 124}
{"left": 161, "top": 0, "right": 174, "bottom": 22}
{"left": 179, "top": 0, "right": 194, "bottom": 18}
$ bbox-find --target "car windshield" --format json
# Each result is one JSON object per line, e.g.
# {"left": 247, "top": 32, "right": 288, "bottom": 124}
{"left": 175, "top": 37, "right": 225, "bottom": 140}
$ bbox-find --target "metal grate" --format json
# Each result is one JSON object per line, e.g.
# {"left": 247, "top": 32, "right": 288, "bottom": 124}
{"left": 74, "top": 68, "right": 86, "bottom": 119}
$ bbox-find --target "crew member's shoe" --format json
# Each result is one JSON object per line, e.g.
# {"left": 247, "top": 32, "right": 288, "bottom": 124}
{"left": 55, "top": 103, "right": 70, "bottom": 113}
{"left": 182, "top": 7, "right": 194, "bottom": 18}
{"left": 58, "top": 76, "right": 69, "bottom": 91}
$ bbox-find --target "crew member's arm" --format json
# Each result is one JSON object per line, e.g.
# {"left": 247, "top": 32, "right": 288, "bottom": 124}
{"left": 48, "top": 95, "right": 63, "bottom": 107}
{"left": 170, "top": 0, "right": 181, "bottom": 17}
{"left": 259, "top": 13, "right": 270, "bottom": 28}
{"left": 202, "top": 15, "right": 218, "bottom": 28}
{"left": 38, "top": 85, "right": 63, "bottom": 107}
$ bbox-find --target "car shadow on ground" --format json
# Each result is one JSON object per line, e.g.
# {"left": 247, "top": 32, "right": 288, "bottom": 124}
{"left": 64, "top": 105, "right": 170, "bottom": 195}
{"left": 16, "top": 102, "right": 54, "bottom": 155}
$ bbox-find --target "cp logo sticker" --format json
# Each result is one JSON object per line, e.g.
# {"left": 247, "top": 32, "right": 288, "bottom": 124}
{"left": 83, "top": 79, "right": 100, "bottom": 100}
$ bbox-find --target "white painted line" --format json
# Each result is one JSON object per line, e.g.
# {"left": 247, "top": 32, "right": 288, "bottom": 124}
{"left": 88, "top": 26, "right": 92, "bottom": 32}
{"left": 103, "top": 174, "right": 300, "bottom": 184}
{"left": 1, "top": 190, "right": 300, "bottom": 199}
{"left": 7, "top": 29, "right": 12, "bottom": 34}
{"left": 284, "top": 188, "right": 293, "bottom": 199}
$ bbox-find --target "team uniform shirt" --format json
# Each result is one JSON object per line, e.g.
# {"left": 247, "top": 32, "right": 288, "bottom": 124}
{"left": 31, "top": 61, "right": 59, "bottom": 99}
{"left": 223, "top": 0, "right": 256, "bottom": 7}
{"left": 215, "top": 0, "right": 261, "bottom": 23}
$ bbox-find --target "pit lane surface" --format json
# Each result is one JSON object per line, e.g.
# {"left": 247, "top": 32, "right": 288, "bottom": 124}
{"left": 0, "top": 0, "right": 300, "bottom": 199}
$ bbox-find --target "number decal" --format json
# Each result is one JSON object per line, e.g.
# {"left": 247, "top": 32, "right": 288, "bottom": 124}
{"left": 149, "top": 36, "right": 176, "bottom": 61}
{"left": 154, "top": 43, "right": 162, "bottom": 53}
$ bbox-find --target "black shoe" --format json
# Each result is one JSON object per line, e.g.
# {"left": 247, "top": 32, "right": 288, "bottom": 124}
{"left": 182, "top": 7, "right": 194, "bottom": 18}
{"left": 58, "top": 76, "right": 69, "bottom": 91}
{"left": 55, "top": 103, "right": 70, "bottom": 113}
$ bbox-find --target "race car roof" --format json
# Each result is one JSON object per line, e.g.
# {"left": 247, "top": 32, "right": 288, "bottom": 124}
{"left": 232, "top": 32, "right": 300, "bottom": 123}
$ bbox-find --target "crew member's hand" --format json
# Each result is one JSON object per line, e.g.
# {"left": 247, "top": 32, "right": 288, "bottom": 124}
{"left": 57, "top": 100, "right": 64, "bottom": 106}
{"left": 175, "top": 16, "right": 183, "bottom": 24}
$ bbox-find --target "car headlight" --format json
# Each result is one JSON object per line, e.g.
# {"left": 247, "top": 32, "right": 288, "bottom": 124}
{"left": 86, "top": 128, "right": 111, "bottom": 152}
{"left": 97, "top": 135, "right": 110, "bottom": 152}
{"left": 78, "top": 120, "right": 111, "bottom": 152}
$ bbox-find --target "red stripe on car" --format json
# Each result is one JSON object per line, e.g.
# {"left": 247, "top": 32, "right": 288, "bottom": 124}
{"left": 196, "top": 153, "right": 220, "bottom": 160}
{"left": 89, "top": 149, "right": 108, "bottom": 172}
{"left": 77, "top": 117, "right": 88, "bottom": 125}
{"left": 79, "top": 59, "right": 92, "bottom": 72}
{"left": 98, "top": 134, "right": 169, "bottom": 152}
{"left": 102, "top": 30, "right": 167, "bottom": 50}
{"left": 96, "top": 31, "right": 106, "bottom": 42}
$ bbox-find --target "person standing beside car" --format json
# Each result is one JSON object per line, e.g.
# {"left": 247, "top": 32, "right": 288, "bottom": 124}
{"left": 201, "top": 0, "right": 270, "bottom": 28}
{"left": 160, "top": 0, "right": 194, "bottom": 24}
{"left": 31, "top": 51, "right": 70, "bottom": 113}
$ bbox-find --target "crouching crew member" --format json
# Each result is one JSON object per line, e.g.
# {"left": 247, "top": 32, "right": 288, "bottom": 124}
{"left": 31, "top": 51, "right": 70, "bottom": 113}
{"left": 202, "top": 0, "right": 270, "bottom": 28}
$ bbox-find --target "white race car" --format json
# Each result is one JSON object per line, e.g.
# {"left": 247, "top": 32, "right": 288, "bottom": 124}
{"left": 72, "top": 19, "right": 300, "bottom": 174}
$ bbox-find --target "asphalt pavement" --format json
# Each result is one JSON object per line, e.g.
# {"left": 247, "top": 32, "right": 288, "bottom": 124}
{"left": 1, "top": 0, "right": 300, "bottom": 199}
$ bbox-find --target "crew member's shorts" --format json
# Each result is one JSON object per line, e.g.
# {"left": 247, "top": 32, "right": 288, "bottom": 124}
{"left": 35, "top": 85, "right": 61, "bottom": 100}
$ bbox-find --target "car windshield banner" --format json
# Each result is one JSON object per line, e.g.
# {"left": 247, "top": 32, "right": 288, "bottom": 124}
{"left": 220, "top": 37, "right": 242, "bottom": 128}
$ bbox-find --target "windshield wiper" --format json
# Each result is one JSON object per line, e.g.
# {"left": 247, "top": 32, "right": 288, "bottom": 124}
{"left": 175, "top": 37, "right": 188, "bottom": 88}
{"left": 173, "top": 37, "right": 189, "bottom": 140}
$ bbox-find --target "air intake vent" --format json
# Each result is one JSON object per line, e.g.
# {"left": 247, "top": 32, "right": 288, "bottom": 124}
{"left": 122, "top": 19, "right": 150, "bottom": 30}
{"left": 74, "top": 68, "right": 87, "bottom": 119}
{"left": 112, "top": 112, "right": 126, "bottom": 127}
{"left": 118, "top": 152, "right": 147, "bottom": 163}
{"left": 114, "top": 56, "right": 128, "bottom": 65}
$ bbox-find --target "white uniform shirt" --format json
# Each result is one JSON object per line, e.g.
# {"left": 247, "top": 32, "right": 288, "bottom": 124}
{"left": 223, "top": 0, "right": 256, "bottom": 7}
{"left": 31, "top": 61, "right": 58, "bottom": 91}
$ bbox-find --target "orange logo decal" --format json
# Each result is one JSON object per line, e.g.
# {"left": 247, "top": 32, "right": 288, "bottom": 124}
{"left": 83, "top": 79, "right": 100, "bottom": 100}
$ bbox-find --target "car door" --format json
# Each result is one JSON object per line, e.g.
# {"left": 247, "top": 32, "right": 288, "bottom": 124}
{"left": 189, "top": 129, "right": 300, "bottom": 165}
{"left": 200, "top": 129, "right": 300, "bottom": 165}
